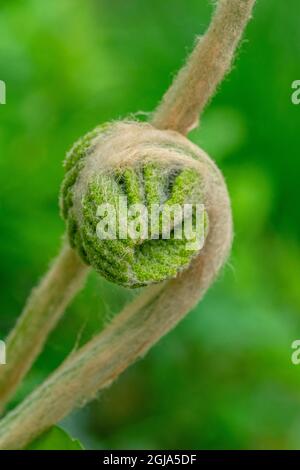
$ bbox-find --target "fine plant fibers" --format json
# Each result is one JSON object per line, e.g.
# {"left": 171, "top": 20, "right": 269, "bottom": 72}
{"left": 61, "top": 121, "right": 208, "bottom": 288}
{"left": 0, "top": 0, "right": 256, "bottom": 449}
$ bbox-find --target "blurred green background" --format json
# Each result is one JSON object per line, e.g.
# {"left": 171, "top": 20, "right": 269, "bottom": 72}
{"left": 1, "top": 0, "right": 300, "bottom": 450}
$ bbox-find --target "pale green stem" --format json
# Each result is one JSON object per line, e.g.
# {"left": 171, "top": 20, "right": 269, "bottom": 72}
{"left": 152, "top": 0, "right": 256, "bottom": 134}
{"left": 0, "top": 244, "right": 89, "bottom": 410}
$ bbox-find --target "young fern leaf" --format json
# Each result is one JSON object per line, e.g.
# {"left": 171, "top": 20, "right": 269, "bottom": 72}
{"left": 0, "top": 0, "right": 256, "bottom": 449}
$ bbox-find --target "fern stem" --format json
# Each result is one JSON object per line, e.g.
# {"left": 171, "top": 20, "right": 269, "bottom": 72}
{"left": 0, "top": 0, "right": 255, "bottom": 448}
{"left": 0, "top": 244, "right": 88, "bottom": 410}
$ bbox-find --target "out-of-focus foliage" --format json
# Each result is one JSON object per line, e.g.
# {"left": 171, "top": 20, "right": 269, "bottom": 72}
{"left": 0, "top": 0, "right": 300, "bottom": 450}
{"left": 27, "top": 426, "right": 84, "bottom": 450}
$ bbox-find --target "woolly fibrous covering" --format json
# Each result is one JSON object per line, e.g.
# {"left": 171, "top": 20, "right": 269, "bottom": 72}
{"left": 60, "top": 121, "right": 210, "bottom": 288}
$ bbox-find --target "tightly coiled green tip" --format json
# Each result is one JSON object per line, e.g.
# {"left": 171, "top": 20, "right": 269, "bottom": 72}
{"left": 60, "top": 121, "right": 208, "bottom": 288}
